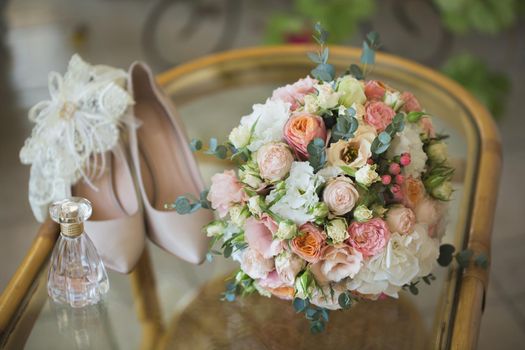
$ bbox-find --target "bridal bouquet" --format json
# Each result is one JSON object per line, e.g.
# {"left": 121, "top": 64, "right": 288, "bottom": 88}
{"left": 178, "top": 25, "right": 455, "bottom": 332}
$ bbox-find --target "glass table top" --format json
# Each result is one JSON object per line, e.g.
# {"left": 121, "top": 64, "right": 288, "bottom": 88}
{"left": 3, "top": 47, "right": 479, "bottom": 350}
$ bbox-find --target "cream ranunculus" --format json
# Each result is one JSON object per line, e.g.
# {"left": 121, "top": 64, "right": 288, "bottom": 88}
{"left": 275, "top": 251, "right": 305, "bottom": 285}
{"left": 354, "top": 164, "right": 380, "bottom": 187}
{"left": 427, "top": 142, "right": 448, "bottom": 164}
{"left": 323, "top": 177, "right": 359, "bottom": 216}
{"left": 256, "top": 142, "right": 294, "bottom": 182}
{"left": 327, "top": 126, "right": 375, "bottom": 169}
{"left": 326, "top": 218, "right": 349, "bottom": 244}
{"left": 353, "top": 205, "right": 373, "bottom": 222}
{"left": 337, "top": 75, "right": 366, "bottom": 107}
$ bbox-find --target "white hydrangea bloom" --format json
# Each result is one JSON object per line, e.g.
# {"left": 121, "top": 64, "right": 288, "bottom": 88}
{"left": 266, "top": 162, "right": 324, "bottom": 225}
{"left": 388, "top": 123, "right": 427, "bottom": 178}
{"left": 409, "top": 224, "right": 440, "bottom": 277}
{"left": 238, "top": 99, "right": 290, "bottom": 152}
{"left": 347, "top": 233, "right": 419, "bottom": 298}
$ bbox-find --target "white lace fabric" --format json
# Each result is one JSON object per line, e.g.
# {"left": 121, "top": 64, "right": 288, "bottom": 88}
{"left": 20, "top": 54, "right": 133, "bottom": 222}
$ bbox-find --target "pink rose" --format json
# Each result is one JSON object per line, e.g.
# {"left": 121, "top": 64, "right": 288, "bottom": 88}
{"left": 240, "top": 248, "right": 274, "bottom": 279}
{"left": 414, "top": 197, "right": 442, "bottom": 237}
{"left": 420, "top": 117, "right": 436, "bottom": 138}
{"left": 364, "top": 101, "right": 395, "bottom": 132}
{"left": 364, "top": 80, "right": 386, "bottom": 100}
{"left": 207, "top": 170, "right": 247, "bottom": 217}
{"left": 283, "top": 113, "right": 327, "bottom": 160}
{"left": 291, "top": 223, "right": 326, "bottom": 263}
{"left": 256, "top": 142, "right": 294, "bottom": 182}
{"left": 385, "top": 205, "right": 416, "bottom": 235}
{"left": 275, "top": 251, "right": 304, "bottom": 285}
{"left": 347, "top": 218, "right": 390, "bottom": 258}
{"left": 323, "top": 177, "right": 359, "bottom": 216}
{"left": 401, "top": 92, "right": 422, "bottom": 112}
{"left": 402, "top": 176, "right": 425, "bottom": 209}
{"left": 311, "top": 244, "right": 363, "bottom": 283}
{"left": 245, "top": 217, "right": 283, "bottom": 259}
{"left": 271, "top": 76, "right": 317, "bottom": 111}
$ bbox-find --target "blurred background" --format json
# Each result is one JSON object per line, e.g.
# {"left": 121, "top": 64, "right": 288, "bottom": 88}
{"left": 0, "top": 0, "right": 523, "bottom": 348}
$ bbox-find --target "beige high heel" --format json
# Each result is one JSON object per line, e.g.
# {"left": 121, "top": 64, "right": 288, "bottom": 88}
{"left": 128, "top": 62, "right": 212, "bottom": 264}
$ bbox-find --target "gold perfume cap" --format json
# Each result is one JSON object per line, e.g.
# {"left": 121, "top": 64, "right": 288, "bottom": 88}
{"left": 49, "top": 197, "right": 92, "bottom": 238}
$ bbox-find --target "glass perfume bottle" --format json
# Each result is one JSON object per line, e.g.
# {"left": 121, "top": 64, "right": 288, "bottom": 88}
{"left": 47, "top": 197, "right": 109, "bottom": 308}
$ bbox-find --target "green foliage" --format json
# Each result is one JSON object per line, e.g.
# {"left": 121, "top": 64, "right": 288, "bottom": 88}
{"left": 403, "top": 274, "right": 437, "bottom": 295}
{"left": 337, "top": 291, "right": 354, "bottom": 309}
{"left": 434, "top": 0, "right": 517, "bottom": 35}
{"left": 308, "top": 23, "right": 336, "bottom": 82}
{"left": 331, "top": 107, "right": 358, "bottom": 142}
{"left": 292, "top": 297, "right": 330, "bottom": 333}
{"left": 438, "top": 243, "right": 456, "bottom": 267}
{"left": 264, "top": 0, "right": 376, "bottom": 44}
{"left": 406, "top": 112, "right": 426, "bottom": 123}
{"left": 166, "top": 189, "right": 211, "bottom": 214}
{"left": 442, "top": 53, "right": 510, "bottom": 120}
{"left": 307, "top": 138, "right": 327, "bottom": 172}
{"left": 371, "top": 113, "right": 404, "bottom": 155}
{"left": 360, "top": 31, "right": 381, "bottom": 65}
{"left": 222, "top": 270, "right": 256, "bottom": 302}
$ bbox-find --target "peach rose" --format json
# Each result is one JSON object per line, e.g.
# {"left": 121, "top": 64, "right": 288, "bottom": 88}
{"left": 245, "top": 217, "right": 283, "bottom": 259}
{"left": 256, "top": 142, "right": 294, "bottom": 182}
{"left": 385, "top": 205, "right": 416, "bottom": 234}
{"left": 207, "top": 170, "right": 247, "bottom": 217}
{"left": 323, "top": 177, "right": 359, "bottom": 216}
{"left": 364, "top": 101, "right": 395, "bottom": 132}
{"left": 414, "top": 197, "right": 443, "bottom": 237}
{"left": 364, "top": 80, "right": 387, "bottom": 100}
{"left": 311, "top": 244, "right": 363, "bottom": 283}
{"left": 240, "top": 248, "right": 274, "bottom": 279}
{"left": 347, "top": 218, "right": 390, "bottom": 258}
{"left": 283, "top": 113, "right": 327, "bottom": 160}
{"left": 402, "top": 176, "right": 425, "bottom": 209}
{"left": 271, "top": 76, "right": 317, "bottom": 111}
{"left": 275, "top": 251, "right": 305, "bottom": 285}
{"left": 401, "top": 92, "right": 422, "bottom": 112}
{"left": 291, "top": 223, "right": 326, "bottom": 263}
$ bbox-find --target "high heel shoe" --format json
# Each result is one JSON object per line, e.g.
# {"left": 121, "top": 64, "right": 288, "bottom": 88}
{"left": 20, "top": 54, "right": 145, "bottom": 273}
{"left": 128, "top": 62, "right": 212, "bottom": 264}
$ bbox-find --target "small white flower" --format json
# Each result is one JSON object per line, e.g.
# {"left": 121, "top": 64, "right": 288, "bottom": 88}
{"left": 229, "top": 124, "right": 251, "bottom": 149}
{"left": 384, "top": 91, "right": 404, "bottom": 110}
{"left": 238, "top": 99, "right": 291, "bottom": 152}
{"left": 247, "top": 195, "right": 265, "bottom": 217}
{"left": 275, "top": 220, "right": 297, "bottom": 240}
{"left": 353, "top": 205, "right": 373, "bottom": 222}
{"left": 388, "top": 123, "right": 427, "bottom": 178}
{"left": 326, "top": 218, "right": 349, "bottom": 244}
{"left": 204, "top": 220, "right": 227, "bottom": 237}
{"left": 239, "top": 168, "right": 263, "bottom": 189}
{"left": 229, "top": 205, "right": 250, "bottom": 227}
{"left": 267, "top": 162, "right": 325, "bottom": 225}
{"left": 355, "top": 164, "right": 380, "bottom": 186}
{"left": 316, "top": 82, "right": 341, "bottom": 110}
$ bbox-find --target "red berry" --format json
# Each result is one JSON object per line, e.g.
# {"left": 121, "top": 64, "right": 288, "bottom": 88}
{"left": 381, "top": 175, "right": 392, "bottom": 185}
{"left": 400, "top": 153, "right": 411, "bottom": 166}
{"left": 367, "top": 158, "right": 375, "bottom": 165}
{"left": 389, "top": 163, "right": 401, "bottom": 175}
{"left": 395, "top": 174, "right": 405, "bottom": 184}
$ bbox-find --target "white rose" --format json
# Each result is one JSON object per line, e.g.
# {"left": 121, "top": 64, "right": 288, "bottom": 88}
{"left": 316, "top": 83, "right": 340, "bottom": 109}
{"left": 267, "top": 162, "right": 325, "bottom": 225}
{"left": 240, "top": 248, "right": 274, "bottom": 279}
{"left": 337, "top": 75, "right": 366, "bottom": 107}
{"left": 353, "top": 205, "right": 373, "bottom": 222}
{"left": 409, "top": 224, "right": 440, "bottom": 277}
{"left": 228, "top": 124, "right": 251, "bottom": 149}
{"left": 275, "top": 251, "right": 305, "bottom": 285}
{"left": 427, "top": 142, "right": 448, "bottom": 164}
{"left": 388, "top": 123, "right": 427, "bottom": 178}
{"left": 355, "top": 164, "right": 380, "bottom": 186}
{"left": 326, "top": 218, "right": 349, "bottom": 244}
{"left": 303, "top": 94, "right": 320, "bottom": 114}
{"left": 239, "top": 99, "right": 291, "bottom": 152}
{"left": 384, "top": 90, "right": 404, "bottom": 110}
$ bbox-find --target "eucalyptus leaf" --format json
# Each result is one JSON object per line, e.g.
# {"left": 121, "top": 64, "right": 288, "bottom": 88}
{"left": 349, "top": 64, "right": 364, "bottom": 80}
{"left": 360, "top": 40, "right": 375, "bottom": 65}
{"left": 438, "top": 244, "right": 456, "bottom": 266}
{"left": 190, "top": 138, "right": 202, "bottom": 151}
{"left": 378, "top": 131, "right": 391, "bottom": 144}
{"left": 311, "top": 63, "right": 335, "bottom": 82}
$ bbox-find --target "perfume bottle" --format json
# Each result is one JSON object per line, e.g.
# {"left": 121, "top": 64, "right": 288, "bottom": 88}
{"left": 47, "top": 197, "right": 109, "bottom": 308}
